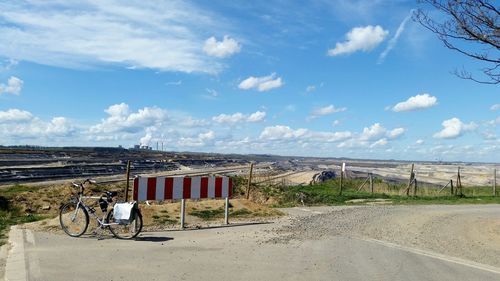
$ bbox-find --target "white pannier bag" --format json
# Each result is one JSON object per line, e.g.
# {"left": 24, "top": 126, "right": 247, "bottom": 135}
{"left": 113, "top": 202, "right": 136, "bottom": 225}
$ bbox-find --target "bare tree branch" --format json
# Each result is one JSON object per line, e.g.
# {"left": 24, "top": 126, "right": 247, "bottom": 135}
{"left": 413, "top": 0, "right": 500, "bottom": 84}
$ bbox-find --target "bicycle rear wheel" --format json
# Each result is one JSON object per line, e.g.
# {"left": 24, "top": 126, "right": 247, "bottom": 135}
{"left": 59, "top": 202, "right": 89, "bottom": 237}
{"left": 107, "top": 208, "right": 143, "bottom": 239}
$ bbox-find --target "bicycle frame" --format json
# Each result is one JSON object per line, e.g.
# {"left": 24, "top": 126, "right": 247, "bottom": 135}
{"left": 72, "top": 194, "right": 119, "bottom": 228}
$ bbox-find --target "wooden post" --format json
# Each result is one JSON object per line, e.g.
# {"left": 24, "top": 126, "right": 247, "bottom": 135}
{"left": 124, "top": 160, "right": 131, "bottom": 201}
{"left": 224, "top": 197, "right": 229, "bottom": 225}
{"left": 180, "top": 199, "right": 186, "bottom": 229}
{"left": 494, "top": 169, "right": 497, "bottom": 196}
{"left": 457, "top": 167, "right": 462, "bottom": 196}
{"left": 413, "top": 179, "right": 418, "bottom": 196}
{"left": 450, "top": 179, "right": 454, "bottom": 195}
{"left": 246, "top": 163, "right": 254, "bottom": 200}
{"left": 406, "top": 164, "right": 414, "bottom": 196}
{"left": 369, "top": 173, "right": 374, "bottom": 194}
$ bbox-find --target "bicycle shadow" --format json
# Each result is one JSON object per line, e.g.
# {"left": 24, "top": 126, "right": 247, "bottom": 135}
{"left": 134, "top": 236, "right": 174, "bottom": 243}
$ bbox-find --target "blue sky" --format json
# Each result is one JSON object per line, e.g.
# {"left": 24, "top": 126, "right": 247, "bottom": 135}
{"left": 0, "top": 0, "right": 498, "bottom": 162}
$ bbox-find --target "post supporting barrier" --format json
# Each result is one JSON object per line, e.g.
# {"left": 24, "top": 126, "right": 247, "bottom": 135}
{"left": 180, "top": 199, "right": 186, "bottom": 229}
{"left": 224, "top": 197, "right": 229, "bottom": 225}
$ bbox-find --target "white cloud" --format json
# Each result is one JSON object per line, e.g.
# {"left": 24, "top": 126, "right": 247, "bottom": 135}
{"left": 433, "top": 118, "right": 477, "bottom": 139}
{"left": 203, "top": 36, "right": 241, "bottom": 58}
{"left": 328, "top": 25, "right": 389, "bottom": 56}
{"left": 165, "top": 80, "right": 182, "bottom": 86}
{"left": 259, "top": 125, "right": 352, "bottom": 143}
{"left": 378, "top": 11, "right": 413, "bottom": 64}
{"left": 415, "top": 139, "right": 424, "bottom": 145}
{"left": 306, "top": 85, "right": 316, "bottom": 92}
{"left": 370, "top": 138, "right": 388, "bottom": 148}
{"left": 308, "top": 105, "right": 347, "bottom": 120}
{"left": 0, "top": 76, "right": 23, "bottom": 95}
{"left": 488, "top": 117, "right": 500, "bottom": 126}
{"left": 247, "top": 111, "right": 266, "bottom": 122}
{"left": 212, "top": 111, "right": 266, "bottom": 124}
{"left": 212, "top": 112, "right": 246, "bottom": 124}
{"left": 332, "top": 120, "right": 341, "bottom": 127}
{"left": 360, "top": 123, "right": 387, "bottom": 141}
{"left": 90, "top": 103, "right": 168, "bottom": 134}
{"left": 0, "top": 109, "right": 33, "bottom": 122}
{"left": 0, "top": 58, "right": 18, "bottom": 71}
{"left": 387, "top": 127, "right": 406, "bottom": 139}
{"left": 491, "top": 104, "right": 500, "bottom": 111}
{"left": 0, "top": 1, "right": 225, "bottom": 73}
{"left": 0, "top": 109, "right": 74, "bottom": 140}
{"left": 359, "top": 123, "right": 406, "bottom": 141}
{"left": 260, "top": 126, "right": 308, "bottom": 140}
{"left": 177, "top": 131, "right": 216, "bottom": 147}
{"left": 238, "top": 73, "right": 283, "bottom": 92}
{"left": 392, "top": 94, "right": 437, "bottom": 112}
{"left": 202, "top": 88, "right": 219, "bottom": 100}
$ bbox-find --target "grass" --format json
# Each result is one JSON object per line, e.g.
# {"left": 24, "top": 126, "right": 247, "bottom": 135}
{"left": 189, "top": 207, "right": 256, "bottom": 221}
{"left": 270, "top": 179, "right": 500, "bottom": 207}
{"left": 0, "top": 184, "right": 47, "bottom": 246}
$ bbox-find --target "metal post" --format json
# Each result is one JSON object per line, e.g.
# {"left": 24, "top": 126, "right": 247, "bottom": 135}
{"left": 124, "top": 160, "right": 131, "bottom": 201}
{"left": 246, "top": 163, "right": 254, "bottom": 200}
{"left": 224, "top": 197, "right": 229, "bottom": 225}
{"left": 369, "top": 173, "right": 373, "bottom": 194}
{"left": 339, "top": 171, "right": 343, "bottom": 195}
{"left": 180, "top": 199, "right": 186, "bottom": 229}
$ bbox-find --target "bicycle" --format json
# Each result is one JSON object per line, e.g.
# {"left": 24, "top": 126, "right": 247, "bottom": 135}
{"left": 59, "top": 179, "right": 143, "bottom": 239}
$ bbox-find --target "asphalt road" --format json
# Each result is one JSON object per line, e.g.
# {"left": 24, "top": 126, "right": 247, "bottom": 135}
{"left": 5, "top": 206, "right": 500, "bottom": 281}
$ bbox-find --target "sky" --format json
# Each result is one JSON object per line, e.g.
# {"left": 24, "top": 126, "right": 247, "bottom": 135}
{"left": 0, "top": 0, "right": 498, "bottom": 162}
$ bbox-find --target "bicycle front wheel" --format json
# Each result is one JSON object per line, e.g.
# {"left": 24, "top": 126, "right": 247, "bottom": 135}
{"left": 107, "top": 208, "right": 143, "bottom": 239}
{"left": 59, "top": 202, "right": 89, "bottom": 237}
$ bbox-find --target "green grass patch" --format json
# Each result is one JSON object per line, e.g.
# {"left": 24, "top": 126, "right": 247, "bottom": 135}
{"left": 190, "top": 208, "right": 225, "bottom": 220}
{"left": 272, "top": 180, "right": 500, "bottom": 207}
{"left": 0, "top": 206, "right": 45, "bottom": 246}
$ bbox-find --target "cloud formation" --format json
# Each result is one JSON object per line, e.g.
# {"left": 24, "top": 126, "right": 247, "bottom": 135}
{"left": 328, "top": 25, "right": 388, "bottom": 56}
{"left": 308, "top": 105, "right": 347, "bottom": 120}
{"left": 238, "top": 73, "right": 283, "bottom": 92}
{"left": 203, "top": 36, "right": 241, "bottom": 58}
{"left": 433, "top": 118, "right": 477, "bottom": 139}
{"left": 212, "top": 111, "right": 266, "bottom": 124}
{"left": 0, "top": 1, "right": 224, "bottom": 73}
{"left": 0, "top": 76, "right": 23, "bottom": 95}
{"left": 378, "top": 11, "right": 413, "bottom": 63}
{"left": 392, "top": 94, "right": 437, "bottom": 112}
{"left": 90, "top": 103, "right": 168, "bottom": 134}
{"left": 491, "top": 104, "right": 500, "bottom": 111}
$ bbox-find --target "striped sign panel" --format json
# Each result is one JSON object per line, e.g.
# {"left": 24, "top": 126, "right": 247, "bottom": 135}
{"left": 133, "top": 176, "right": 233, "bottom": 201}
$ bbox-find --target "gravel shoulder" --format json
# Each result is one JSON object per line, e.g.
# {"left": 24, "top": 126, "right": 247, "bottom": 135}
{"left": 271, "top": 205, "right": 500, "bottom": 267}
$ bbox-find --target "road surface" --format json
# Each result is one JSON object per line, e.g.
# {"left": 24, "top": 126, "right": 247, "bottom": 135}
{"left": 4, "top": 205, "right": 500, "bottom": 281}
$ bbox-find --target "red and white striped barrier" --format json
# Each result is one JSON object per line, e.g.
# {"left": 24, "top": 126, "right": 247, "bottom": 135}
{"left": 133, "top": 176, "right": 233, "bottom": 202}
